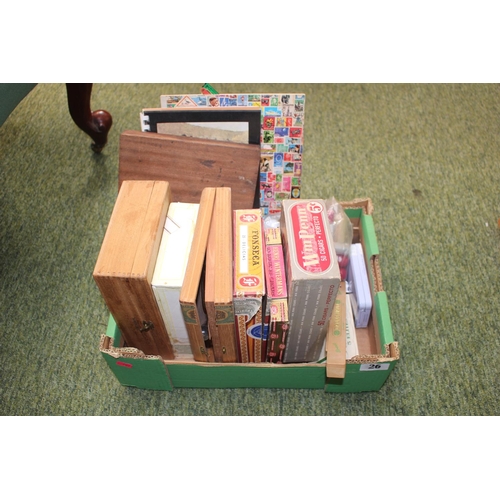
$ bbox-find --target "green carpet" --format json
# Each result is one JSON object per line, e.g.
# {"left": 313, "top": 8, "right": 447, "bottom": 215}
{"left": 1, "top": 83, "right": 499, "bottom": 416}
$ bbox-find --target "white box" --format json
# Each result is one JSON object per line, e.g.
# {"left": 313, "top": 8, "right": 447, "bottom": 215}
{"left": 348, "top": 243, "right": 372, "bottom": 328}
{"left": 152, "top": 202, "right": 199, "bottom": 358}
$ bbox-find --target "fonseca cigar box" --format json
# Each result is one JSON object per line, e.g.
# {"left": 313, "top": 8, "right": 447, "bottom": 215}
{"left": 280, "top": 199, "right": 341, "bottom": 363}
{"left": 233, "top": 209, "right": 266, "bottom": 363}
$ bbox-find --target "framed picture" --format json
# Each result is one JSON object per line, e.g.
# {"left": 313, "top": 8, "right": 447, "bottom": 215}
{"left": 141, "top": 108, "right": 261, "bottom": 145}
{"left": 156, "top": 93, "right": 306, "bottom": 215}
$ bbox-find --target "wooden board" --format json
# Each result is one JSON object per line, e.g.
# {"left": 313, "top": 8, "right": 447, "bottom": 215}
{"left": 326, "top": 281, "right": 347, "bottom": 379}
{"left": 118, "top": 130, "right": 261, "bottom": 210}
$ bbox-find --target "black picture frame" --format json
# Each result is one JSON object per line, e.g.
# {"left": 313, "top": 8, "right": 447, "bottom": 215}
{"left": 141, "top": 108, "right": 262, "bottom": 145}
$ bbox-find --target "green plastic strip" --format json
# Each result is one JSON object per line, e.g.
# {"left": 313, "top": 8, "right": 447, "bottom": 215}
{"left": 374, "top": 291, "right": 394, "bottom": 348}
{"left": 343, "top": 207, "right": 362, "bottom": 219}
{"left": 201, "top": 83, "right": 219, "bottom": 94}
{"left": 360, "top": 213, "right": 379, "bottom": 259}
{"left": 105, "top": 314, "right": 121, "bottom": 347}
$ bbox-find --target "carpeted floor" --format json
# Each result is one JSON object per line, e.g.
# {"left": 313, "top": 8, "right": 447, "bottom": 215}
{"left": 1, "top": 83, "right": 499, "bottom": 416}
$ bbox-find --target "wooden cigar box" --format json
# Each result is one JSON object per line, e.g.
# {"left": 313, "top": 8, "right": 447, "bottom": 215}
{"left": 93, "top": 180, "right": 175, "bottom": 359}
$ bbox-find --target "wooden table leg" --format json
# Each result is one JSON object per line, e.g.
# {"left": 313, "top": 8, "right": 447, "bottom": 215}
{"left": 65, "top": 83, "right": 113, "bottom": 153}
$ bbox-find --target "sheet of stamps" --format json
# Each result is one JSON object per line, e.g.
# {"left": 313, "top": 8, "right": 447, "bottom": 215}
{"left": 159, "top": 93, "right": 306, "bottom": 215}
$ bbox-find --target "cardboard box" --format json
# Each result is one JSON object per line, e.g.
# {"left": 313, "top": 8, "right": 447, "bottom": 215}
{"left": 280, "top": 199, "right": 341, "bottom": 363}
{"left": 233, "top": 209, "right": 266, "bottom": 363}
{"left": 99, "top": 198, "right": 400, "bottom": 393}
{"left": 152, "top": 202, "right": 200, "bottom": 359}
{"left": 263, "top": 227, "right": 289, "bottom": 363}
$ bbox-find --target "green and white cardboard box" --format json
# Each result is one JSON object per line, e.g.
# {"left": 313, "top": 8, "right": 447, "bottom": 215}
{"left": 98, "top": 199, "right": 399, "bottom": 393}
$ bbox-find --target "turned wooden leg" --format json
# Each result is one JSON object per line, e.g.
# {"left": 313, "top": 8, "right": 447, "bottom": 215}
{"left": 65, "top": 83, "right": 113, "bottom": 153}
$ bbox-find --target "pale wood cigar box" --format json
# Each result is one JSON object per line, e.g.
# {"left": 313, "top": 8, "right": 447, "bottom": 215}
{"left": 93, "top": 180, "right": 175, "bottom": 359}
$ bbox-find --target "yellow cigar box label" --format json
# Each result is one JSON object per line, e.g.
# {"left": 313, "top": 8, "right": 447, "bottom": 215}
{"left": 270, "top": 298, "right": 288, "bottom": 322}
{"left": 265, "top": 227, "right": 281, "bottom": 246}
{"left": 234, "top": 210, "right": 265, "bottom": 296}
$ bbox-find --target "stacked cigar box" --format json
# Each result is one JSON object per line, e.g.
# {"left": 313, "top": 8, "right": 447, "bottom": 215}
{"left": 95, "top": 181, "right": 398, "bottom": 392}
{"left": 95, "top": 184, "right": 343, "bottom": 366}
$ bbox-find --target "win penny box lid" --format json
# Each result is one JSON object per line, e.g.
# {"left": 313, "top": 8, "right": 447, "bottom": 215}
{"left": 280, "top": 199, "right": 341, "bottom": 363}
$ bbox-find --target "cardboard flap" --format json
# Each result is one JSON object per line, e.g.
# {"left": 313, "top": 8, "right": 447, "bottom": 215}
{"left": 118, "top": 130, "right": 261, "bottom": 210}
